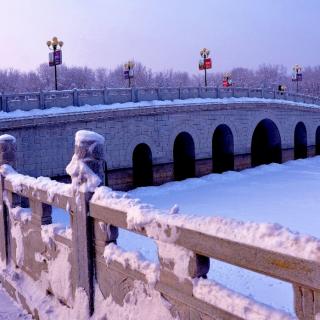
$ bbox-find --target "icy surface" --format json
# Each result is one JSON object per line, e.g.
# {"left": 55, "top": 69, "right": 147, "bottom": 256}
{"left": 0, "top": 97, "right": 319, "bottom": 121}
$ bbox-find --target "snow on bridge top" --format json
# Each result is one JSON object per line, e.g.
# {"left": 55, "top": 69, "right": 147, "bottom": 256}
{"left": 0, "top": 95, "right": 319, "bottom": 124}
{"left": 0, "top": 86, "right": 319, "bottom": 118}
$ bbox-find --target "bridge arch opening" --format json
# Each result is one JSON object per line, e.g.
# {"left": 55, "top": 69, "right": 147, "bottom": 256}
{"left": 316, "top": 127, "right": 320, "bottom": 155}
{"left": 132, "top": 143, "right": 153, "bottom": 187}
{"left": 251, "top": 119, "right": 282, "bottom": 167}
{"left": 212, "top": 124, "right": 234, "bottom": 173}
{"left": 294, "top": 122, "right": 307, "bottom": 159}
{"left": 173, "top": 132, "right": 195, "bottom": 181}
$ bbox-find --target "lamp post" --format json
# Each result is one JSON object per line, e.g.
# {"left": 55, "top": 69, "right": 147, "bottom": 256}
{"left": 223, "top": 73, "right": 232, "bottom": 87}
{"left": 47, "top": 36, "right": 64, "bottom": 91}
{"left": 199, "top": 48, "right": 212, "bottom": 87}
{"left": 292, "top": 64, "right": 302, "bottom": 93}
{"left": 124, "top": 61, "right": 135, "bottom": 88}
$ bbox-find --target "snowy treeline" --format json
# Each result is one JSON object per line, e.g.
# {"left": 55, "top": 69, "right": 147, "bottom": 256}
{"left": 0, "top": 62, "right": 320, "bottom": 95}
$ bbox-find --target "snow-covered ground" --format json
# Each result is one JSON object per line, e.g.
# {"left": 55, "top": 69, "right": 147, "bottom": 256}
{"left": 0, "top": 283, "right": 31, "bottom": 319}
{"left": 52, "top": 156, "right": 320, "bottom": 316}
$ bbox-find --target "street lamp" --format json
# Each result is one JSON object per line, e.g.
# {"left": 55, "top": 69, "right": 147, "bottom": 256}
{"left": 199, "top": 48, "right": 212, "bottom": 87}
{"left": 223, "top": 73, "right": 232, "bottom": 87}
{"left": 292, "top": 64, "right": 302, "bottom": 93}
{"left": 124, "top": 61, "right": 135, "bottom": 88}
{"left": 47, "top": 36, "right": 64, "bottom": 90}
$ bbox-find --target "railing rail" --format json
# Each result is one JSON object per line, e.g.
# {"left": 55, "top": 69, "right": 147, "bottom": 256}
{"left": 89, "top": 202, "right": 320, "bottom": 291}
{"left": 0, "top": 86, "right": 319, "bottom": 113}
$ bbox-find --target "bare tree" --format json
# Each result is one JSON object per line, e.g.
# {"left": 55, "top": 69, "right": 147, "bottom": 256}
{"left": 0, "top": 62, "right": 319, "bottom": 96}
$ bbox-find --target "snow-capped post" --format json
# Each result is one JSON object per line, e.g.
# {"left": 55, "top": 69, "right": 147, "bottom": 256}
{"left": 66, "top": 130, "right": 105, "bottom": 316}
{"left": 0, "top": 134, "right": 17, "bottom": 266}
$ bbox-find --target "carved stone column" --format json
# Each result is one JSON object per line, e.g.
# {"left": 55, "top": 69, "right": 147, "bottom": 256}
{"left": 0, "top": 134, "right": 16, "bottom": 266}
{"left": 67, "top": 130, "right": 105, "bottom": 316}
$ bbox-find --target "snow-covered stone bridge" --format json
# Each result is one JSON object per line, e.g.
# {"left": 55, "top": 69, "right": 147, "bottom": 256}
{"left": 0, "top": 86, "right": 320, "bottom": 190}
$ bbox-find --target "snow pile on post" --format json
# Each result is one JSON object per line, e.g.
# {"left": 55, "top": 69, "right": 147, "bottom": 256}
{"left": 66, "top": 130, "right": 105, "bottom": 193}
{"left": 103, "top": 243, "right": 159, "bottom": 285}
{"left": 93, "top": 281, "right": 177, "bottom": 320}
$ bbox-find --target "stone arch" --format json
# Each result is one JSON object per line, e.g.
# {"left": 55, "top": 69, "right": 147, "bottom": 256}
{"left": 251, "top": 119, "right": 282, "bottom": 167}
{"left": 168, "top": 125, "right": 202, "bottom": 161}
{"left": 212, "top": 124, "right": 234, "bottom": 173}
{"left": 124, "top": 134, "right": 156, "bottom": 167}
{"left": 316, "top": 126, "right": 320, "bottom": 156}
{"left": 294, "top": 122, "right": 307, "bottom": 159}
{"left": 132, "top": 143, "right": 153, "bottom": 187}
{"left": 173, "top": 132, "right": 195, "bottom": 181}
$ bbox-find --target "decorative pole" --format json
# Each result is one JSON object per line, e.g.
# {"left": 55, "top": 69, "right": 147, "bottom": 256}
{"left": 292, "top": 64, "right": 302, "bottom": 93}
{"left": 223, "top": 72, "right": 232, "bottom": 87}
{"left": 199, "top": 48, "right": 212, "bottom": 87}
{"left": 47, "top": 36, "right": 64, "bottom": 91}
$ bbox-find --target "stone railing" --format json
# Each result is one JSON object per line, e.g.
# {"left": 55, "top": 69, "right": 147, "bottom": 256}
{"left": 0, "top": 131, "right": 319, "bottom": 319}
{"left": 0, "top": 87, "right": 320, "bottom": 112}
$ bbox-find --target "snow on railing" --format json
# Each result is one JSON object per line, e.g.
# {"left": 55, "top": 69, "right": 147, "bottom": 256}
{"left": 0, "top": 87, "right": 319, "bottom": 112}
{"left": 0, "top": 131, "right": 319, "bottom": 319}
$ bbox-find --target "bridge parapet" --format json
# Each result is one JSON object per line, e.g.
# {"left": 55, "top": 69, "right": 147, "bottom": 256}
{"left": 1, "top": 86, "right": 320, "bottom": 112}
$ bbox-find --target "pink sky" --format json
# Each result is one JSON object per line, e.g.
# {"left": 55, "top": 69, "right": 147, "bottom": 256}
{"left": 1, "top": 0, "right": 319, "bottom": 73}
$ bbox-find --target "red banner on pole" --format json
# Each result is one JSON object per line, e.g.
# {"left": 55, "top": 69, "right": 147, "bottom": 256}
{"left": 204, "top": 58, "right": 212, "bottom": 69}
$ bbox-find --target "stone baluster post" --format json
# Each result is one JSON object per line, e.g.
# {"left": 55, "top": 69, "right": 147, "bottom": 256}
{"left": 0, "top": 135, "right": 16, "bottom": 267}
{"left": 39, "top": 91, "right": 45, "bottom": 109}
{"left": 156, "top": 222, "right": 209, "bottom": 298}
{"left": 67, "top": 130, "right": 105, "bottom": 316}
{"left": 73, "top": 89, "right": 79, "bottom": 107}
{"left": 293, "top": 285, "right": 320, "bottom": 320}
{"left": 103, "top": 88, "right": 109, "bottom": 105}
{"left": 1, "top": 95, "right": 7, "bottom": 112}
